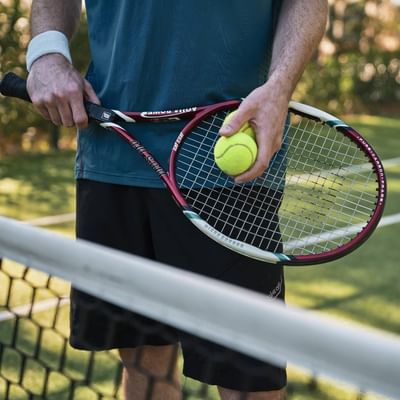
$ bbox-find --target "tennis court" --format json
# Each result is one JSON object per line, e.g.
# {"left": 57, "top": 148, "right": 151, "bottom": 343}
{"left": 0, "top": 115, "right": 399, "bottom": 399}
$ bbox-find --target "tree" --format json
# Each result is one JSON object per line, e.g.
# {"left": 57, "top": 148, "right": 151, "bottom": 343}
{"left": 0, "top": 1, "right": 399, "bottom": 154}
{"left": 0, "top": 1, "right": 90, "bottom": 154}
{"left": 296, "top": 0, "right": 400, "bottom": 114}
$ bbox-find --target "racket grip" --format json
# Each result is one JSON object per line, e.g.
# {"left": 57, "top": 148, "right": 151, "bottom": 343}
{"left": 0, "top": 72, "right": 31, "bottom": 102}
{"left": 0, "top": 72, "right": 113, "bottom": 123}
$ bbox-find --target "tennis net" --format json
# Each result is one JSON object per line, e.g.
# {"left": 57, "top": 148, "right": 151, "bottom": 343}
{"left": 0, "top": 215, "right": 399, "bottom": 399}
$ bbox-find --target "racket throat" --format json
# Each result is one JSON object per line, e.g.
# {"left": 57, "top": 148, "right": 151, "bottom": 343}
{"left": 183, "top": 211, "right": 290, "bottom": 264}
{"left": 115, "top": 129, "right": 188, "bottom": 206}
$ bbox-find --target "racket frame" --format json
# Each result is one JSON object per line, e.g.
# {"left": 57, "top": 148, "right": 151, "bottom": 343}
{"left": 0, "top": 73, "right": 386, "bottom": 265}
{"left": 284, "top": 102, "right": 386, "bottom": 264}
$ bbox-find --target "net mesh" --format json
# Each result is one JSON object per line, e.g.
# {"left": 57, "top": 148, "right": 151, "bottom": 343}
{"left": 175, "top": 110, "right": 379, "bottom": 256}
{"left": 0, "top": 217, "right": 399, "bottom": 400}
{"left": 0, "top": 259, "right": 122, "bottom": 400}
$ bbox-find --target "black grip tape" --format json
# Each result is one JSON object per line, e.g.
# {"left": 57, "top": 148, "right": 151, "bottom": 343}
{"left": 85, "top": 102, "right": 117, "bottom": 123}
{"left": 0, "top": 72, "right": 31, "bottom": 102}
{"left": 0, "top": 72, "right": 118, "bottom": 124}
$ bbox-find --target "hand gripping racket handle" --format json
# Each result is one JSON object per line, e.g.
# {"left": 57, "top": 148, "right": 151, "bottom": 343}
{"left": 0, "top": 72, "right": 117, "bottom": 123}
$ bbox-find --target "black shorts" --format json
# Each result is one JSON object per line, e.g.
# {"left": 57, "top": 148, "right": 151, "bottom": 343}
{"left": 70, "top": 179, "right": 286, "bottom": 392}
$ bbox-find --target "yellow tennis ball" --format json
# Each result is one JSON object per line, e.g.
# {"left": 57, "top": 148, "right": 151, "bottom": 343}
{"left": 214, "top": 132, "right": 258, "bottom": 176}
{"left": 223, "top": 110, "right": 256, "bottom": 139}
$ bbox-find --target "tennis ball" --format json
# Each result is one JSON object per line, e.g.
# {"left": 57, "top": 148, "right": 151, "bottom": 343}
{"left": 214, "top": 132, "right": 258, "bottom": 176}
{"left": 223, "top": 110, "right": 256, "bottom": 139}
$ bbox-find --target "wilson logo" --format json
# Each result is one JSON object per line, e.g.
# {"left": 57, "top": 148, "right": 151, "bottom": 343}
{"left": 101, "top": 111, "right": 113, "bottom": 121}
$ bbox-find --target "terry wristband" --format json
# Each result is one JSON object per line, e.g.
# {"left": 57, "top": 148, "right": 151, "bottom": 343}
{"left": 26, "top": 30, "right": 72, "bottom": 72}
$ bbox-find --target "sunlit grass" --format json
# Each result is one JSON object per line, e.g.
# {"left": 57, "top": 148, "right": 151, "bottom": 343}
{"left": 345, "top": 115, "right": 400, "bottom": 160}
{"left": 0, "top": 150, "right": 75, "bottom": 221}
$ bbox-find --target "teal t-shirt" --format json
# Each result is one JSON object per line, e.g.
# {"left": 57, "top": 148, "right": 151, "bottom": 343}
{"left": 76, "top": 0, "right": 282, "bottom": 187}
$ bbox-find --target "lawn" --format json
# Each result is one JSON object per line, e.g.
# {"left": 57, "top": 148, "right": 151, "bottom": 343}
{"left": 0, "top": 115, "right": 399, "bottom": 399}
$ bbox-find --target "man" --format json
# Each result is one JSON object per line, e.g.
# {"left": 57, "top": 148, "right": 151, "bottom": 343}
{"left": 26, "top": 1, "right": 328, "bottom": 399}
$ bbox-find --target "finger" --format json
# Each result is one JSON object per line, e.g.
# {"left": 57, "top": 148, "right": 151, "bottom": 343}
{"left": 45, "top": 103, "right": 63, "bottom": 126}
{"left": 235, "top": 149, "right": 273, "bottom": 184}
{"left": 234, "top": 129, "right": 274, "bottom": 183}
{"left": 83, "top": 80, "right": 101, "bottom": 105}
{"left": 33, "top": 104, "right": 51, "bottom": 121}
{"left": 56, "top": 100, "right": 75, "bottom": 128}
{"left": 69, "top": 91, "right": 89, "bottom": 129}
{"left": 219, "top": 105, "right": 252, "bottom": 136}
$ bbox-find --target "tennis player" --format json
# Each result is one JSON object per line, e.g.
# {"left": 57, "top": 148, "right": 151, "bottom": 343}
{"left": 26, "top": 1, "right": 328, "bottom": 399}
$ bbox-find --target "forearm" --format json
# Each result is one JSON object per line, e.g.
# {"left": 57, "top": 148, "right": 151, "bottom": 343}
{"left": 30, "top": 0, "right": 81, "bottom": 39}
{"left": 27, "top": 0, "right": 98, "bottom": 129}
{"left": 268, "top": 0, "right": 328, "bottom": 99}
{"left": 221, "top": 0, "right": 328, "bottom": 183}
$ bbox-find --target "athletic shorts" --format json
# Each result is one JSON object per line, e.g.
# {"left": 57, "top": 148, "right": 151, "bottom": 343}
{"left": 70, "top": 179, "right": 286, "bottom": 392}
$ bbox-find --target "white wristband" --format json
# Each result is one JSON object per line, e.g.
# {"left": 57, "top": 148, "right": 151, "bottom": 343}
{"left": 26, "top": 30, "right": 72, "bottom": 72}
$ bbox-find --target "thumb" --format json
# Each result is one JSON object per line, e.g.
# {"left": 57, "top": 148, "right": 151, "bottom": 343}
{"left": 83, "top": 79, "right": 101, "bottom": 105}
{"left": 219, "top": 108, "right": 251, "bottom": 137}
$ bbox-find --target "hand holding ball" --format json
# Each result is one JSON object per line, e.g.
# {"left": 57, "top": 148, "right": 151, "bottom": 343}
{"left": 214, "top": 111, "right": 257, "bottom": 176}
{"left": 223, "top": 110, "right": 256, "bottom": 140}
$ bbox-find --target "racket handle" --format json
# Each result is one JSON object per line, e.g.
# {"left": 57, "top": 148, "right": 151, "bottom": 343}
{"left": 0, "top": 72, "right": 31, "bottom": 102}
{"left": 0, "top": 72, "right": 115, "bottom": 124}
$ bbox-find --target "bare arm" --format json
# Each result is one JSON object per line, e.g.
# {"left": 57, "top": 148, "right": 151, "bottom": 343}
{"left": 267, "top": 0, "right": 328, "bottom": 100}
{"left": 220, "top": 0, "right": 328, "bottom": 183}
{"left": 27, "top": 0, "right": 99, "bottom": 128}
{"left": 30, "top": 0, "right": 81, "bottom": 38}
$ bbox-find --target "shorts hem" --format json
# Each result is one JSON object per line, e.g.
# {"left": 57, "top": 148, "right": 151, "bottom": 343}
{"left": 69, "top": 338, "right": 179, "bottom": 352}
{"left": 75, "top": 169, "right": 164, "bottom": 188}
{"left": 183, "top": 369, "right": 287, "bottom": 392}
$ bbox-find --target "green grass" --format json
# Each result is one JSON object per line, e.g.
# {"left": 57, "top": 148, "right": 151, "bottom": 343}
{"left": 0, "top": 150, "right": 76, "bottom": 222}
{"left": 284, "top": 115, "right": 400, "bottom": 333}
{"left": 284, "top": 115, "right": 400, "bottom": 399}
{"left": 0, "top": 115, "right": 399, "bottom": 399}
{"left": 344, "top": 115, "right": 399, "bottom": 160}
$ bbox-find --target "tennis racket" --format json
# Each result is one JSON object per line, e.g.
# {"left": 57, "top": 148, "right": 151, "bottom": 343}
{"left": 0, "top": 72, "right": 386, "bottom": 266}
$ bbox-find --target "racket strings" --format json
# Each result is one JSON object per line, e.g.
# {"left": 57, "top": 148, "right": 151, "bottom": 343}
{"left": 285, "top": 120, "right": 377, "bottom": 252}
{"left": 176, "top": 112, "right": 286, "bottom": 252}
{"left": 174, "top": 110, "right": 379, "bottom": 256}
